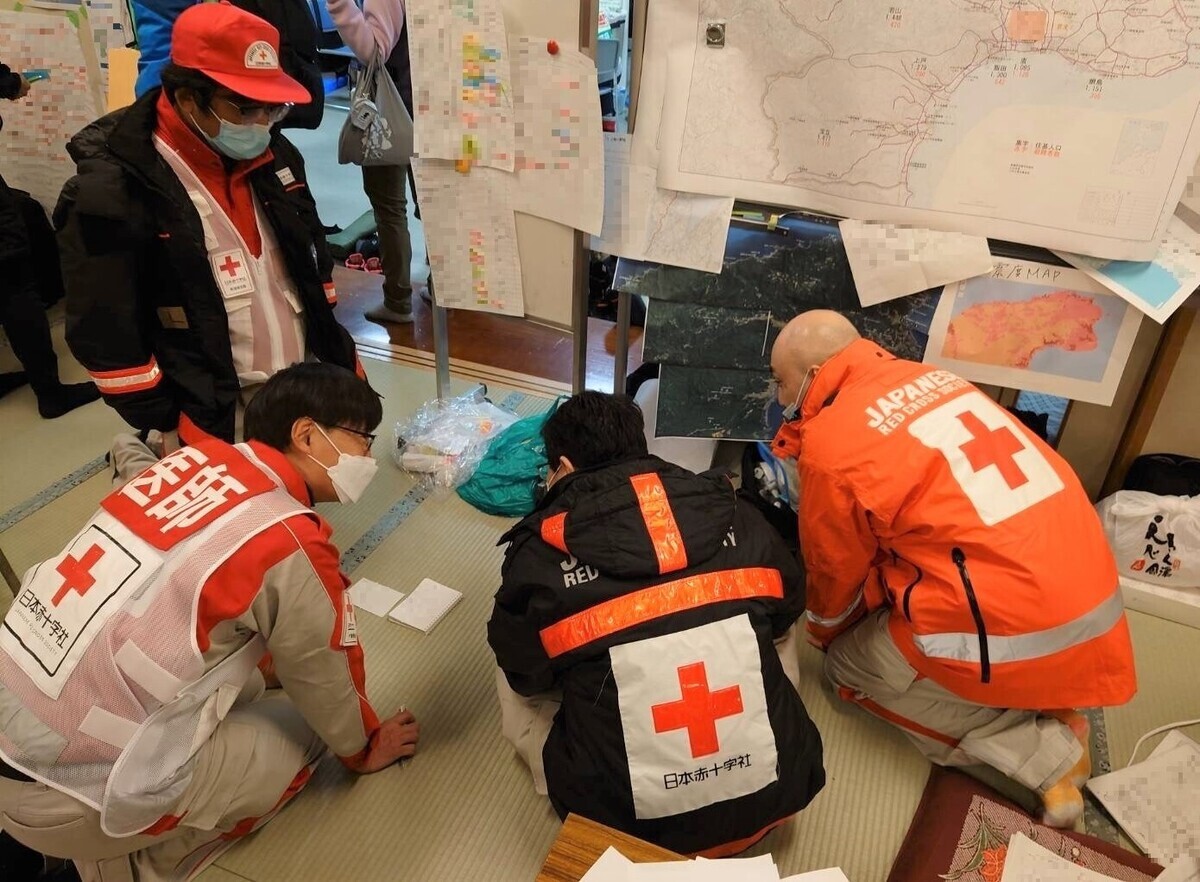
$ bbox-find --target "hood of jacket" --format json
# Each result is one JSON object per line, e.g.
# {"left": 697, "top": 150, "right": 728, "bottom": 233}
{"left": 505, "top": 456, "right": 738, "bottom": 581}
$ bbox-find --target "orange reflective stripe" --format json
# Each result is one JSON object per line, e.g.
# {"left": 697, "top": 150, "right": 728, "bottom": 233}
{"left": 540, "top": 567, "right": 784, "bottom": 659}
{"left": 630, "top": 473, "right": 688, "bottom": 574}
{"left": 541, "top": 512, "right": 569, "bottom": 554}
{"left": 837, "top": 686, "right": 961, "bottom": 749}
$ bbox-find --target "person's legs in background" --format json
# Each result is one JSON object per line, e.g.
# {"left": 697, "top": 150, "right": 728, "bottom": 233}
{"left": 361, "top": 163, "right": 414, "bottom": 324}
{"left": 0, "top": 256, "right": 99, "bottom": 419}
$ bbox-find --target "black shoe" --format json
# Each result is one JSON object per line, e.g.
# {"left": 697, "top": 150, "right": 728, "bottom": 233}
{"left": 36, "top": 382, "right": 101, "bottom": 420}
{"left": 0, "top": 371, "right": 29, "bottom": 399}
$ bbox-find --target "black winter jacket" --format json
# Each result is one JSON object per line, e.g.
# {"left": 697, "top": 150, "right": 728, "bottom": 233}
{"left": 54, "top": 90, "right": 359, "bottom": 441}
{"left": 488, "top": 457, "right": 825, "bottom": 855}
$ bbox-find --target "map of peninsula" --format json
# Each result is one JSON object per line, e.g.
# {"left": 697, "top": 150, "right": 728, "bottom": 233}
{"left": 944, "top": 291, "right": 1104, "bottom": 367}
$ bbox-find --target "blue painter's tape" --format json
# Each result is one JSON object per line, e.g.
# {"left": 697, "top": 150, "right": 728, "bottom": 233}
{"left": 338, "top": 391, "right": 528, "bottom": 572}
{"left": 0, "top": 455, "right": 109, "bottom": 533}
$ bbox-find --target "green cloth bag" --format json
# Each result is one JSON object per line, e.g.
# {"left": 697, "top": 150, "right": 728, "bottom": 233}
{"left": 457, "top": 398, "right": 565, "bottom": 517}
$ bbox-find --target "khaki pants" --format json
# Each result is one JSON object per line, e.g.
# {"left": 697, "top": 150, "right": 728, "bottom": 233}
{"left": 495, "top": 625, "right": 805, "bottom": 795}
{"left": 824, "top": 610, "right": 1081, "bottom": 792}
{"left": 0, "top": 692, "right": 325, "bottom": 882}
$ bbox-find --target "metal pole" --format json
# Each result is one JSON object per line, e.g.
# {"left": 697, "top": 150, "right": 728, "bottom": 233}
{"left": 571, "top": 230, "right": 590, "bottom": 392}
{"left": 429, "top": 274, "right": 451, "bottom": 402}
{"left": 613, "top": 288, "right": 631, "bottom": 394}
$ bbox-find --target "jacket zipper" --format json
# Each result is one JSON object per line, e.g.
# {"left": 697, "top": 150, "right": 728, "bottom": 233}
{"left": 895, "top": 550, "right": 924, "bottom": 623}
{"left": 951, "top": 547, "right": 990, "bottom": 684}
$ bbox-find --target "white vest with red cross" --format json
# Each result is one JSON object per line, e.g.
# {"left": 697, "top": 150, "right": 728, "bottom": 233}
{"left": 0, "top": 441, "right": 310, "bottom": 836}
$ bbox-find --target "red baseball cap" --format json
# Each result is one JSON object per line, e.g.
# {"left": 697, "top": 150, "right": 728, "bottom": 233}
{"left": 170, "top": 2, "right": 311, "bottom": 105}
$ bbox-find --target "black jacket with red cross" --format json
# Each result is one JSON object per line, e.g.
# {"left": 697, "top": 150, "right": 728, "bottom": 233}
{"left": 487, "top": 456, "right": 826, "bottom": 855}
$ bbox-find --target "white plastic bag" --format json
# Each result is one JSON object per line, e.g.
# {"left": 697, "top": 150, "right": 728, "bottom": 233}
{"left": 393, "top": 388, "right": 519, "bottom": 490}
{"left": 1095, "top": 491, "right": 1200, "bottom": 588}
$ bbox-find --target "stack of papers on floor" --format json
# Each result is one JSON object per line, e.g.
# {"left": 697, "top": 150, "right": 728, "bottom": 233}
{"left": 998, "top": 834, "right": 1127, "bottom": 882}
{"left": 579, "top": 847, "right": 849, "bottom": 881}
{"left": 1086, "top": 731, "right": 1200, "bottom": 865}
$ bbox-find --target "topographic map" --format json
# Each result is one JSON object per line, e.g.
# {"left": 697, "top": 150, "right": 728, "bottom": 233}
{"left": 653, "top": 0, "right": 1200, "bottom": 259}
{"left": 926, "top": 257, "right": 1142, "bottom": 405}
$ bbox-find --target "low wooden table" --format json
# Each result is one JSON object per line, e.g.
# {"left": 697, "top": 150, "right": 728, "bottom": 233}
{"left": 535, "top": 814, "right": 685, "bottom": 881}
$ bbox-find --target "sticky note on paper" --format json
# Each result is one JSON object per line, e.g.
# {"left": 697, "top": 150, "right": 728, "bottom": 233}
{"left": 388, "top": 578, "right": 463, "bottom": 633}
{"left": 347, "top": 579, "right": 406, "bottom": 618}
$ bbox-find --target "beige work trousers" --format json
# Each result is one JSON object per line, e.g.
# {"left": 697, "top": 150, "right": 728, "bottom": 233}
{"left": 0, "top": 692, "right": 325, "bottom": 882}
{"left": 824, "top": 610, "right": 1081, "bottom": 792}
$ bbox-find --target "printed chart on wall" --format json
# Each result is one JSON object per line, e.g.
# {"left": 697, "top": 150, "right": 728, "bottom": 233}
{"left": 0, "top": 2, "right": 106, "bottom": 210}
{"left": 651, "top": 0, "right": 1200, "bottom": 260}
{"left": 407, "top": 0, "right": 515, "bottom": 171}
{"left": 925, "top": 258, "right": 1142, "bottom": 406}
{"left": 412, "top": 159, "right": 525, "bottom": 316}
{"left": 508, "top": 35, "right": 605, "bottom": 236}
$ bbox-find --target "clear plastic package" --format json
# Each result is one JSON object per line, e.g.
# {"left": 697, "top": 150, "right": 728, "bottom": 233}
{"left": 393, "top": 387, "right": 519, "bottom": 490}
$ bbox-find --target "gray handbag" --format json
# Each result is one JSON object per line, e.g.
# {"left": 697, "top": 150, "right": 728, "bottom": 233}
{"left": 337, "top": 50, "right": 414, "bottom": 166}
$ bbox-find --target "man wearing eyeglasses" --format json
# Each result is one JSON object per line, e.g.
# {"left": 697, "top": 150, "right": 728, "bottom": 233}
{"left": 0, "top": 363, "right": 418, "bottom": 882}
{"left": 56, "top": 2, "right": 363, "bottom": 454}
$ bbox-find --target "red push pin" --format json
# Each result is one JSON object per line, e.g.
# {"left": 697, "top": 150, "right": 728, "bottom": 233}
{"left": 547, "top": 39, "right": 560, "bottom": 56}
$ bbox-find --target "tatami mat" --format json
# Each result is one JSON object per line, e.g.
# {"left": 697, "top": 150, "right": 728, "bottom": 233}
{"left": 211, "top": 490, "right": 563, "bottom": 882}
{"left": 1102, "top": 610, "right": 1200, "bottom": 768}
{"left": 0, "top": 319, "right": 125, "bottom": 512}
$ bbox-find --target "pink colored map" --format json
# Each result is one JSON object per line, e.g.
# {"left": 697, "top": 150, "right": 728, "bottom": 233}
{"left": 943, "top": 291, "right": 1104, "bottom": 368}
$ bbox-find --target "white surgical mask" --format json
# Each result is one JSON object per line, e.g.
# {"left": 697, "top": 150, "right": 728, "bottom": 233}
{"left": 781, "top": 368, "right": 815, "bottom": 422}
{"left": 308, "top": 424, "right": 378, "bottom": 504}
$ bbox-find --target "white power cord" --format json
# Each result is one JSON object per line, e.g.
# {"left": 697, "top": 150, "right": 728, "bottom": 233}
{"left": 1127, "top": 717, "right": 1200, "bottom": 766}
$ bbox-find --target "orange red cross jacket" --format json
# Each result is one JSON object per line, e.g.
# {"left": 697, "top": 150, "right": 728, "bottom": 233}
{"left": 771, "top": 339, "right": 1136, "bottom": 710}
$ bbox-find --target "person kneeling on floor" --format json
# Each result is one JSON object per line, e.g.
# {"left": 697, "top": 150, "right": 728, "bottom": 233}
{"left": 488, "top": 392, "right": 825, "bottom": 856}
{"left": 768, "top": 310, "right": 1138, "bottom": 828}
{"left": 0, "top": 363, "right": 418, "bottom": 882}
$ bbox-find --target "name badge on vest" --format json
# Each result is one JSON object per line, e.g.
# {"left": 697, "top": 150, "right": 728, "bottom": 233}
{"left": 1, "top": 514, "right": 162, "bottom": 700}
{"left": 276, "top": 167, "right": 296, "bottom": 186}
{"left": 211, "top": 248, "right": 255, "bottom": 299}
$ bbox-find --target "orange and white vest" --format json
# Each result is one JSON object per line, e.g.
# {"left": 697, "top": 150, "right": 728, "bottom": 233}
{"left": 0, "top": 441, "right": 309, "bottom": 836}
{"left": 154, "top": 136, "right": 306, "bottom": 387}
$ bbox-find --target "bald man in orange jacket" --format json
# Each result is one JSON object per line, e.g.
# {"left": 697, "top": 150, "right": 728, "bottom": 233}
{"left": 769, "top": 310, "right": 1136, "bottom": 828}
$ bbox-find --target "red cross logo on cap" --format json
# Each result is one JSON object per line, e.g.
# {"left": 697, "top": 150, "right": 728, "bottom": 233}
{"left": 651, "top": 661, "right": 743, "bottom": 758}
{"left": 957, "top": 411, "right": 1029, "bottom": 490}
{"left": 52, "top": 545, "right": 105, "bottom": 606}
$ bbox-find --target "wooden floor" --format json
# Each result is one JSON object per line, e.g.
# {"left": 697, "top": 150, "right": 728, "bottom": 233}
{"left": 332, "top": 267, "right": 643, "bottom": 394}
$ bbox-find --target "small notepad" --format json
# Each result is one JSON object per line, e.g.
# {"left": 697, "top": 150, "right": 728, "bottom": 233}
{"left": 347, "top": 578, "right": 406, "bottom": 618}
{"left": 388, "top": 579, "right": 462, "bottom": 633}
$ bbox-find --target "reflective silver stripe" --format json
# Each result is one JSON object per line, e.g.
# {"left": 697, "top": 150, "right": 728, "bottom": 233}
{"left": 912, "top": 590, "right": 1126, "bottom": 665}
{"left": 806, "top": 587, "right": 865, "bottom": 628}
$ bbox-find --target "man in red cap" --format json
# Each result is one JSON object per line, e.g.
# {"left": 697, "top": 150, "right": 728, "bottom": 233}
{"left": 56, "top": 1, "right": 363, "bottom": 457}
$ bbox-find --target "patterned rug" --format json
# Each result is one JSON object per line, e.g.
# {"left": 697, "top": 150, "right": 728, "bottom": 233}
{"left": 886, "top": 768, "right": 1162, "bottom": 882}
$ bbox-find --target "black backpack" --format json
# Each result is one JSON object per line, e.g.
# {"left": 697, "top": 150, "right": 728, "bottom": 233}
{"left": 231, "top": 0, "right": 325, "bottom": 130}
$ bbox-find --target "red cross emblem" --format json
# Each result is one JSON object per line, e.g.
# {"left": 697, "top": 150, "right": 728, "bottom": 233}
{"left": 651, "top": 661, "right": 743, "bottom": 758}
{"left": 52, "top": 544, "right": 106, "bottom": 606}
{"left": 957, "top": 411, "right": 1029, "bottom": 490}
{"left": 218, "top": 255, "right": 242, "bottom": 277}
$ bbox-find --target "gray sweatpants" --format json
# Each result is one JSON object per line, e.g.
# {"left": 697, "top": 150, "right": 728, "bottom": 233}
{"left": 824, "top": 609, "right": 1081, "bottom": 792}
